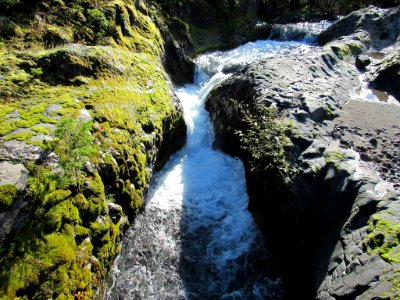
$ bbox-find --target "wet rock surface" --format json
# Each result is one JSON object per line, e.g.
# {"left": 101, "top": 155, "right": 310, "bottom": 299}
{"left": 206, "top": 5, "right": 400, "bottom": 300}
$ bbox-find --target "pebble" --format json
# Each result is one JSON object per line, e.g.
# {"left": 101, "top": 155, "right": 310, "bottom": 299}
{"left": 369, "top": 138, "right": 378, "bottom": 147}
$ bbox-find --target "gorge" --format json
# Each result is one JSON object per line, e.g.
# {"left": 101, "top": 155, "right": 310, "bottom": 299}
{"left": 104, "top": 36, "right": 327, "bottom": 299}
{"left": 0, "top": 0, "right": 400, "bottom": 299}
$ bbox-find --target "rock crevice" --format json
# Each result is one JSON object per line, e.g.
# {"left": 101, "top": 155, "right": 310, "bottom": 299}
{"left": 206, "top": 6, "right": 400, "bottom": 299}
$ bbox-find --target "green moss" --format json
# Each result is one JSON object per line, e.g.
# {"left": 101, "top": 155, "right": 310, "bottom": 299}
{"left": 0, "top": 121, "right": 18, "bottom": 135}
{"left": 6, "top": 233, "right": 77, "bottom": 298}
{"left": 3, "top": 131, "right": 36, "bottom": 141}
{"left": 85, "top": 173, "right": 105, "bottom": 198}
{"left": 44, "top": 201, "right": 81, "bottom": 232}
{"left": 0, "top": 184, "right": 18, "bottom": 211}
{"left": 365, "top": 213, "right": 400, "bottom": 299}
{"left": 367, "top": 214, "right": 400, "bottom": 263}
{"left": 30, "top": 67, "right": 43, "bottom": 76}
{"left": 40, "top": 116, "right": 58, "bottom": 124}
{"left": 331, "top": 40, "right": 364, "bottom": 60}
{"left": 43, "top": 190, "right": 72, "bottom": 206}
{"left": 26, "top": 164, "right": 61, "bottom": 199}
{"left": 90, "top": 219, "right": 110, "bottom": 236}
{"left": 323, "top": 151, "right": 344, "bottom": 168}
{"left": 0, "top": 1, "right": 182, "bottom": 298}
{"left": 75, "top": 225, "right": 90, "bottom": 238}
{"left": 0, "top": 105, "right": 16, "bottom": 118}
{"left": 383, "top": 273, "right": 400, "bottom": 299}
{"left": 237, "top": 105, "right": 297, "bottom": 184}
{"left": 31, "top": 125, "right": 50, "bottom": 135}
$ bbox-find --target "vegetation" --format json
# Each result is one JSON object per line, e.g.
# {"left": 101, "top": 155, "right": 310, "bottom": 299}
{"left": 51, "top": 117, "right": 96, "bottom": 191}
{"left": 323, "top": 151, "right": 344, "bottom": 169}
{"left": 0, "top": 0, "right": 185, "bottom": 298}
{"left": 0, "top": 184, "right": 18, "bottom": 212}
{"left": 237, "top": 105, "right": 296, "bottom": 184}
{"left": 366, "top": 212, "right": 400, "bottom": 298}
{"left": 367, "top": 213, "right": 400, "bottom": 264}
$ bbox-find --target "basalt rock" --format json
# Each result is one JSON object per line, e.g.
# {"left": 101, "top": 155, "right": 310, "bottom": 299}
{"left": 317, "top": 5, "right": 400, "bottom": 49}
{"left": 0, "top": 1, "right": 186, "bottom": 298}
{"left": 151, "top": 0, "right": 272, "bottom": 57}
{"left": 369, "top": 52, "right": 400, "bottom": 101}
{"left": 206, "top": 6, "right": 400, "bottom": 299}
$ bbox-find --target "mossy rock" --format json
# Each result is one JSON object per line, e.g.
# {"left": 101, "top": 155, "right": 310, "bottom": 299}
{"left": 0, "top": 0, "right": 186, "bottom": 298}
{"left": 0, "top": 16, "right": 21, "bottom": 39}
{"left": 367, "top": 213, "right": 400, "bottom": 263}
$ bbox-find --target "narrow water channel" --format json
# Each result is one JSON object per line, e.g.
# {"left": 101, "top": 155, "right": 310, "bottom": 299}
{"left": 104, "top": 27, "right": 327, "bottom": 299}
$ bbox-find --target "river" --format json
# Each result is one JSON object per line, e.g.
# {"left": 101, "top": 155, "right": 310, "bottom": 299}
{"left": 104, "top": 25, "right": 328, "bottom": 300}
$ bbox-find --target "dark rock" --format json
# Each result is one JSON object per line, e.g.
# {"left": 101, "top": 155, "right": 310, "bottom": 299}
{"left": 360, "top": 152, "right": 372, "bottom": 161}
{"left": 155, "top": 93, "right": 187, "bottom": 170}
{"left": 369, "top": 52, "right": 400, "bottom": 101}
{"left": 0, "top": 16, "right": 21, "bottom": 39}
{"left": 107, "top": 202, "right": 123, "bottom": 224}
{"left": 163, "top": 39, "right": 195, "bottom": 85}
{"left": 369, "top": 137, "right": 378, "bottom": 146}
{"left": 318, "top": 6, "right": 400, "bottom": 49}
{"left": 355, "top": 54, "right": 371, "bottom": 70}
{"left": 206, "top": 5, "right": 400, "bottom": 300}
{"left": 154, "top": 13, "right": 195, "bottom": 84}
{"left": 222, "top": 63, "right": 245, "bottom": 74}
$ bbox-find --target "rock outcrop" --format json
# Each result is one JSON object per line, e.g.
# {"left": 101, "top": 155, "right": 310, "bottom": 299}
{"left": 206, "top": 5, "right": 400, "bottom": 299}
{"left": 0, "top": 1, "right": 186, "bottom": 298}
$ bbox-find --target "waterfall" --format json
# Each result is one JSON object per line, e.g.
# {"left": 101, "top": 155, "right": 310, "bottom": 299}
{"left": 104, "top": 27, "right": 327, "bottom": 300}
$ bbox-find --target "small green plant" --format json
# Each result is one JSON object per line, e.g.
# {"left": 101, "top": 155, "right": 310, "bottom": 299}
{"left": 51, "top": 116, "right": 96, "bottom": 191}
{"left": 87, "top": 8, "right": 110, "bottom": 39}
{"left": 106, "top": 193, "right": 115, "bottom": 203}
{"left": 237, "top": 105, "right": 296, "bottom": 184}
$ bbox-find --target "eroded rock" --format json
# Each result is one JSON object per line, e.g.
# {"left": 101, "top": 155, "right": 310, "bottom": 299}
{"left": 206, "top": 5, "right": 400, "bottom": 299}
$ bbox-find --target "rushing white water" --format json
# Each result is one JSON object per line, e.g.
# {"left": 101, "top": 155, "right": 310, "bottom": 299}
{"left": 105, "top": 36, "right": 322, "bottom": 300}
{"left": 270, "top": 20, "right": 333, "bottom": 43}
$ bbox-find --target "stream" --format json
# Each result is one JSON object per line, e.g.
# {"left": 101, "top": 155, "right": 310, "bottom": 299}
{"left": 104, "top": 24, "right": 329, "bottom": 300}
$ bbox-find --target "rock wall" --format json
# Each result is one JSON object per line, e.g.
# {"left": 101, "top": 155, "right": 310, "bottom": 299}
{"left": 0, "top": 1, "right": 186, "bottom": 298}
{"left": 206, "top": 6, "right": 400, "bottom": 299}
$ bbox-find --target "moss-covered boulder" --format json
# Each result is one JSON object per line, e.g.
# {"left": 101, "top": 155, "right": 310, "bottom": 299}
{"left": 0, "top": 0, "right": 186, "bottom": 298}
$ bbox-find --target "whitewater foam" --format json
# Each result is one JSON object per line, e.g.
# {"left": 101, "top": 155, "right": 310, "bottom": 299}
{"left": 105, "top": 30, "right": 326, "bottom": 299}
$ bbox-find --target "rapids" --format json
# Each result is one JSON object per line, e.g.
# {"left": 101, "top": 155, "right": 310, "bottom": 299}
{"left": 104, "top": 22, "right": 330, "bottom": 300}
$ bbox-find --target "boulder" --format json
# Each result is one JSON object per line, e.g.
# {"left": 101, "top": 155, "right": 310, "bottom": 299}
{"left": 369, "top": 52, "right": 400, "bottom": 101}
{"left": 318, "top": 6, "right": 400, "bottom": 49}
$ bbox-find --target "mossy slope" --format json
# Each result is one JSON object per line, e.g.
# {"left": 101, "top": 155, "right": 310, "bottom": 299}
{"left": 0, "top": 0, "right": 186, "bottom": 299}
